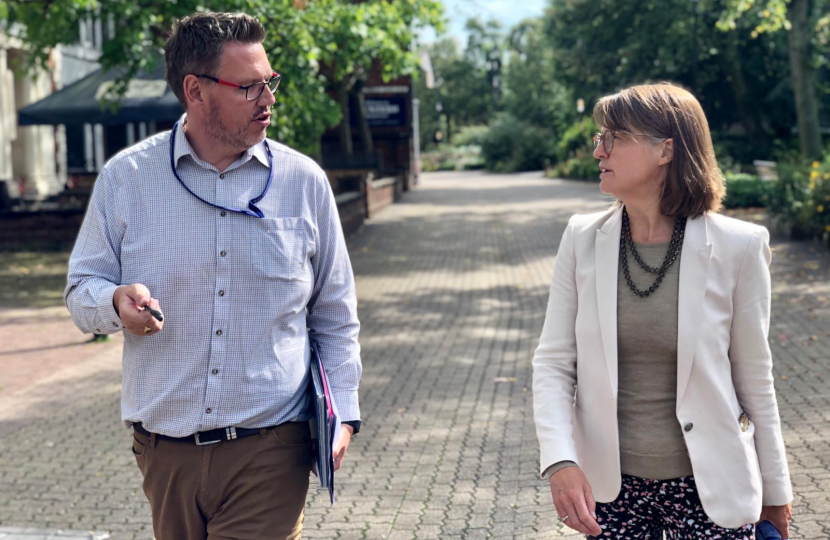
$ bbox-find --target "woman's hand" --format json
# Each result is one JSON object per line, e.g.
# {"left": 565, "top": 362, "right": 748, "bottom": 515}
{"left": 549, "top": 467, "right": 603, "bottom": 536}
{"left": 759, "top": 503, "right": 792, "bottom": 539}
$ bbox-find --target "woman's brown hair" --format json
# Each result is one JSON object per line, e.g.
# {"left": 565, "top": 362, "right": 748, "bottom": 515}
{"left": 592, "top": 83, "right": 725, "bottom": 218}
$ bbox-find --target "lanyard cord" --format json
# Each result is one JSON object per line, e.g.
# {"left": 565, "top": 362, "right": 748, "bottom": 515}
{"left": 168, "top": 120, "right": 274, "bottom": 218}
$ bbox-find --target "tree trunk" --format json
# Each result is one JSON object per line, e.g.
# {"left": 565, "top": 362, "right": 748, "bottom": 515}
{"left": 787, "top": 0, "right": 822, "bottom": 160}
{"left": 721, "top": 33, "right": 765, "bottom": 150}
{"left": 354, "top": 80, "right": 374, "bottom": 155}
{"left": 337, "top": 82, "right": 353, "bottom": 157}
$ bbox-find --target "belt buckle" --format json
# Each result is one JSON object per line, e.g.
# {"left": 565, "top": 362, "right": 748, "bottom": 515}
{"left": 194, "top": 432, "right": 220, "bottom": 446}
{"left": 194, "top": 427, "right": 238, "bottom": 446}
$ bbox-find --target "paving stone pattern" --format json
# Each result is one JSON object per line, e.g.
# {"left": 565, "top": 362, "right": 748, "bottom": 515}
{"left": 1, "top": 172, "right": 828, "bottom": 539}
{"left": 0, "top": 526, "right": 109, "bottom": 539}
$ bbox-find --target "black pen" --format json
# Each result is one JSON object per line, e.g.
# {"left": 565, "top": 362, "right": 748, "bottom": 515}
{"left": 143, "top": 305, "right": 164, "bottom": 322}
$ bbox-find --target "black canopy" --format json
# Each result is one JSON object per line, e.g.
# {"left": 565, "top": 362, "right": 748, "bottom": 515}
{"left": 18, "top": 61, "right": 183, "bottom": 126}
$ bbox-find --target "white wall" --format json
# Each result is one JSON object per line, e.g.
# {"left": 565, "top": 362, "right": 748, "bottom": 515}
{"left": 0, "top": 24, "right": 101, "bottom": 203}
{"left": 0, "top": 46, "right": 17, "bottom": 185}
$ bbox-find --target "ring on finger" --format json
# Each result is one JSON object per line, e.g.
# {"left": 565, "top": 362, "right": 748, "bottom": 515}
{"left": 561, "top": 515, "right": 570, "bottom": 521}
{"left": 144, "top": 326, "right": 152, "bottom": 334}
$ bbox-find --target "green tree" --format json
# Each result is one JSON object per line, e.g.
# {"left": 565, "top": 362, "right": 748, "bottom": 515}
{"left": 464, "top": 18, "right": 503, "bottom": 107}
{"left": 542, "top": 0, "right": 697, "bottom": 102}
{"left": 502, "top": 18, "right": 575, "bottom": 135}
{"left": 310, "top": 0, "right": 443, "bottom": 157}
{"left": 414, "top": 38, "right": 459, "bottom": 149}
{"left": 541, "top": 0, "right": 796, "bottom": 161}
{"left": 415, "top": 36, "right": 494, "bottom": 147}
{"left": 1, "top": 0, "right": 443, "bottom": 157}
{"left": 717, "top": 0, "right": 827, "bottom": 159}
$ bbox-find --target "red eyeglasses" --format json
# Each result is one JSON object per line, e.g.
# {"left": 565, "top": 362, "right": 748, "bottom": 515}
{"left": 196, "top": 71, "right": 281, "bottom": 101}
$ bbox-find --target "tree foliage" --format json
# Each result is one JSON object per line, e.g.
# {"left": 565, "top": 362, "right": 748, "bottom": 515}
{"left": 716, "top": 0, "right": 791, "bottom": 34}
{"left": 717, "top": 0, "right": 828, "bottom": 158}
{"left": 414, "top": 34, "right": 497, "bottom": 148}
{"left": 416, "top": 0, "right": 828, "bottom": 172}
{"left": 502, "top": 18, "right": 575, "bottom": 137}
{"left": 1, "top": 0, "right": 443, "bottom": 156}
{"left": 540, "top": 0, "right": 812, "bottom": 160}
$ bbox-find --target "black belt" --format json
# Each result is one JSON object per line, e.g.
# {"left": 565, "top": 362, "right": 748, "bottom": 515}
{"left": 133, "top": 422, "right": 266, "bottom": 446}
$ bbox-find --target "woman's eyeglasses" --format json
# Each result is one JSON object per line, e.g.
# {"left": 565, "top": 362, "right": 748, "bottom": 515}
{"left": 592, "top": 130, "right": 617, "bottom": 154}
{"left": 593, "top": 129, "right": 667, "bottom": 155}
{"left": 196, "top": 71, "right": 281, "bottom": 101}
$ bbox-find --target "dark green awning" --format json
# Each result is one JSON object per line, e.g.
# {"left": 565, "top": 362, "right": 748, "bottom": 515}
{"left": 18, "top": 61, "right": 183, "bottom": 126}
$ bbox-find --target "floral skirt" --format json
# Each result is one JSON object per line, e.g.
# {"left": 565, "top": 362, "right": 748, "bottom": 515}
{"left": 588, "top": 474, "right": 755, "bottom": 539}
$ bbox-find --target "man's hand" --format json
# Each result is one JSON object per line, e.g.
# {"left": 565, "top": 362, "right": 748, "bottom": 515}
{"left": 549, "top": 466, "right": 603, "bottom": 536}
{"left": 759, "top": 503, "right": 792, "bottom": 539}
{"left": 113, "top": 284, "right": 164, "bottom": 337}
{"left": 332, "top": 424, "right": 354, "bottom": 471}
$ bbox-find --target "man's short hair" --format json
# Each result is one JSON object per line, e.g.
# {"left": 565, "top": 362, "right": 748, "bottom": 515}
{"left": 165, "top": 12, "right": 266, "bottom": 107}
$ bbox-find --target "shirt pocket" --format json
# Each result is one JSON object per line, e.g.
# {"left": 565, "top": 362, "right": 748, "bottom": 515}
{"left": 251, "top": 217, "right": 310, "bottom": 281}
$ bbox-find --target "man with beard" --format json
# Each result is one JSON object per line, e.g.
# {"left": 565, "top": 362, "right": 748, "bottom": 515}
{"left": 64, "top": 12, "right": 362, "bottom": 540}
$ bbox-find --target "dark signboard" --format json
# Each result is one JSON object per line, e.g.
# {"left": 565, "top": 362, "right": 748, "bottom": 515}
{"left": 364, "top": 96, "right": 408, "bottom": 127}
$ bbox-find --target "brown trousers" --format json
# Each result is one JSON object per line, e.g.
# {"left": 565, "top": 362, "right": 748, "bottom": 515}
{"left": 132, "top": 422, "right": 313, "bottom": 540}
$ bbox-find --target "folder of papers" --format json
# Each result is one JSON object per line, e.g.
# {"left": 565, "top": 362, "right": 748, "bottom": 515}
{"left": 309, "top": 341, "right": 340, "bottom": 504}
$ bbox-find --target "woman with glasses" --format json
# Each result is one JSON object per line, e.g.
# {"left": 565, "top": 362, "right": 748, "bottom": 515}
{"left": 532, "top": 83, "right": 793, "bottom": 539}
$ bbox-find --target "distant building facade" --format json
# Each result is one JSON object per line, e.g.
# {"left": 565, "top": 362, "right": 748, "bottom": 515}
{"left": 0, "top": 18, "right": 103, "bottom": 205}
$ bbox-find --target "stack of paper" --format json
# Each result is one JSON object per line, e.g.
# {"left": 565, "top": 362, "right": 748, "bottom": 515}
{"left": 309, "top": 342, "right": 340, "bottom": 504}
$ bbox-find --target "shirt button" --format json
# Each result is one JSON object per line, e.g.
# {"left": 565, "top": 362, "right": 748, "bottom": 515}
{"left": 219, "top": 173, "right": 225, "bottom": 179}
{"left": 112, "top": 322, "right": 118, "bottom": 327}
{"left": 220, "top": 250, "right": 227, "bottom": 257}
{"left": 218, "top": 290, "right": 225, "bottom": 297}
{"left": 684, "top": 423, "right": 694, "bottom": 432}
{"left": 211, "top": 369, "right": 219, "bottom": 375}
{"left": 215, "top": 329, "right": 223, "bottom": 336}
{"left": 220, "top": 211, "right": 226, "bottom": 217}
{"left": 205, "top": 408, "right": 212, "bottom": 414}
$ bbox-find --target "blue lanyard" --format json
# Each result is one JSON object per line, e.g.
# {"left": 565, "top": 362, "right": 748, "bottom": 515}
{"left": 169, "top": 120, "right": 274, "bottom": 218}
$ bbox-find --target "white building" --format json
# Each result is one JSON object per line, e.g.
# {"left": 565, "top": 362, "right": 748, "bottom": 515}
{"left": 0, "top": 19, "right": 103, "bottom": 206}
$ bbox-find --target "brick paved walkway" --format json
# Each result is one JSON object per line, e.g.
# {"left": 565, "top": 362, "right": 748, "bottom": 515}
{"left": 0, "top": 527, "right": 109, "bottom": 539}
{"left": 1, "top": 171, "right": 829, "bottom": 539}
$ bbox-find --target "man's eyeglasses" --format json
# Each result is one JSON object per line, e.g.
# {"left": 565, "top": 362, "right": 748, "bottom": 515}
{"left": 196, "top": 71, "right": 281, "bottom": 101}
{"left": 593, "top": 129, "right": 667, "bottom": 155}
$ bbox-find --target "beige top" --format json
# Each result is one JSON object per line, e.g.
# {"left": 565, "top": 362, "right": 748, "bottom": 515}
{"left": 544, "top": 240, "right": 692, "bottom": 480}
{"left": 616, "top": 240, "right": 692, "bottom": 480}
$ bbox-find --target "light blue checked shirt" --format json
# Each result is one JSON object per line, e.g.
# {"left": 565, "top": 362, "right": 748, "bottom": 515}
{"left": 65, "top": 117, "right": 361, "bottom": 437}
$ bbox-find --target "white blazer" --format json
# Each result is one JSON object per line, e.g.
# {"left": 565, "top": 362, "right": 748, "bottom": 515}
{"left": 532, "top": 206, "right": 793, "bottom": 528}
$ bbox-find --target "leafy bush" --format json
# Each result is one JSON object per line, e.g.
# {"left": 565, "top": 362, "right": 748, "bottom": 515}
{"left": 462, "top": 159, "right": 486, "bottom": 170}
{"left": 549, "top": 157, "right": 598, "bottom": 181}
{"left": 556, "top": 116, "right": 597, "bottom": 163}
{"left": 480, "top": 114, "right": 556, "bottom": 172}
{"left": 767, "top": 154, "right": 830, "bottom": 244}
{"left": 421, "top": 144, "right": 485, "bottom": 172}
{"left": 420, "top": 147, "right": 456, "bottom": 172}
{"left": 545, "top": 117, "right": 599, "bottom": 180}
{"left": 711, "top": 134, "right": 777, "bottom": 168}
{"left": 722, "top": 173, "right": 773, "bottom": 208}
{"left": 452, "top": 125, "right": 489, "bottom": 147}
